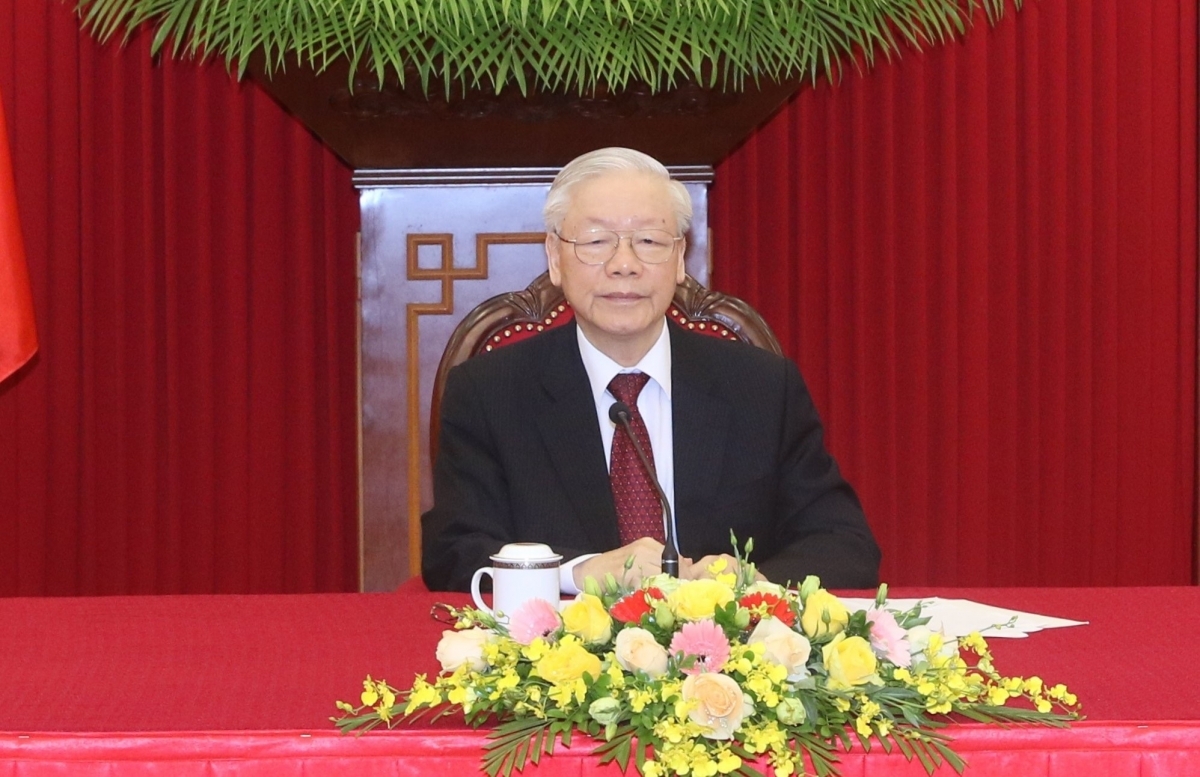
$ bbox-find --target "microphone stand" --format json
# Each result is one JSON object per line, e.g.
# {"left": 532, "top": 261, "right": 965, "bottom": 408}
{"left": 609, "top": 402, "right": 679, "bottom": 577}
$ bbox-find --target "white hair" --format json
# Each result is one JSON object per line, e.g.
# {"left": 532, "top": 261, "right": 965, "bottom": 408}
{"left": 542, "top": 147, "right": 693, "bottom": 235}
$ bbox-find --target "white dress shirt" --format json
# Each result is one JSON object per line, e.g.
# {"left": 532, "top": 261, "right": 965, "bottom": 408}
{"left": 560, "top": 320, "right": 676, "bottom": 593}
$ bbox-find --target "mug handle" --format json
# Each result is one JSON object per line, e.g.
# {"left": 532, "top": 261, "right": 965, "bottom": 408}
{"left": 470, "top": 567, "right": 494, "bottom": 613}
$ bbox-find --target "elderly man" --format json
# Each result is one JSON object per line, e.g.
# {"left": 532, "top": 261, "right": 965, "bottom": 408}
{"left": 422, "top": 148, "right": 880, "bottom": 592}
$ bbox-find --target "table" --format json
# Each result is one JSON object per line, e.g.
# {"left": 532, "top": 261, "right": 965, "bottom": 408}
{"left": 1, "top": 584, "right": 1198, "bottom": 775}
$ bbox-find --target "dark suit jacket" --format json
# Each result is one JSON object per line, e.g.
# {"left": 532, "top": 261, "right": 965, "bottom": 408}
{"left": 421, "top": 321, "right": 880, "bottom": 591}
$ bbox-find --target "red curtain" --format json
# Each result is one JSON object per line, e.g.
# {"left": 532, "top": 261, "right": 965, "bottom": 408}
{"left": 2, "top": 1, "right": 1194, "bottom": 595}
{"left": 0, "top": 1, "right": 360, "bottom": 595}
{"left": 0, "top": 82, "right": 37, "bottom": 383}
{"left": 713, "top": 0, "right": 1198, "bottom": 586}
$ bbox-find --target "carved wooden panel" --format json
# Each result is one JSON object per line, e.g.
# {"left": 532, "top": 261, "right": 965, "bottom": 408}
{"left": 357, "top": 171, "right": 711, "bottom": 591}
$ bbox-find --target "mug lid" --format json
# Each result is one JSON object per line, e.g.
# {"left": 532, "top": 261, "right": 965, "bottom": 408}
{"left": 490, "top": 542, "right": 562, "bottom": 563}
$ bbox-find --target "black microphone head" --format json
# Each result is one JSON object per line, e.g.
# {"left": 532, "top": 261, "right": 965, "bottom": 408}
{"left": 608, "top": 401, "right": 632, "bottom": 424}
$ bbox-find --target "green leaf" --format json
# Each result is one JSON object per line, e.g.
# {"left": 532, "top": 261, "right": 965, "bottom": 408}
{"left": 74, "top": 0, "right": 1024, "bottom": 97}
{"left": 530, "top": 726, "right": 545, "bottom": 765}
{"left": 793, "top": 733, "right": 839, "bottom": 777}
{"left": 481, "top": 717, "right": 554, "bottom": 777}
{"left": 911, "top": 738, "right": 936, "bottom": 774}
{"left": 930, "top": 738, "right": 968, "bottom": 774}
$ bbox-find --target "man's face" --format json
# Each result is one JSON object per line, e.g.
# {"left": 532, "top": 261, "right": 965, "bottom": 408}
{"left": 546, "top": 170, "right": 686, "bottom": 364}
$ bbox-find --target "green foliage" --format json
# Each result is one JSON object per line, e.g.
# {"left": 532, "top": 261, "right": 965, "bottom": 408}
{"left": 74, "top": 0, "right": 1021, "bottom": 96}
{"left": 331, "top": 536, "right": 1079, "bottom": 777}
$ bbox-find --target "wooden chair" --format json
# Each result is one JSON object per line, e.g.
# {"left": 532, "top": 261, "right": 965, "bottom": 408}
{"left": 430, "top": 271, "right": 782, "bottom": 462}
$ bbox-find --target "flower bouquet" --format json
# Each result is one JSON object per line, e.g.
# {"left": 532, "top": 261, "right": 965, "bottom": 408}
{"left": 333, "top": 548, "right": 1080, "bottom": 777}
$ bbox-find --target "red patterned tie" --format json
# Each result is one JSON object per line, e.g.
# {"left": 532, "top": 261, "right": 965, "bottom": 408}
{"left": 608, "top": 373, "right": 666, "bottom": 544}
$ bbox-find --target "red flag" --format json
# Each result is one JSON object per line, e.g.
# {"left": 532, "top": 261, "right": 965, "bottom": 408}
{"left": 0, "top": 84, "right": 37, "bottom": 383}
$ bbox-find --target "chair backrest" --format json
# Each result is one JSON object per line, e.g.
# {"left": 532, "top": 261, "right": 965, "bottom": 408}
{"left": 430, "top": 271, "right": 782, "bottom": 462}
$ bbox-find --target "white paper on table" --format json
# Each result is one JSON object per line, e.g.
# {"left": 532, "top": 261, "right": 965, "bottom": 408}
{"left": 839, "top": 597, "right": 1088, "bottom": 639}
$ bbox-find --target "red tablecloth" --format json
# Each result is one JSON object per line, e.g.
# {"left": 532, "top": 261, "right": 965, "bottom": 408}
{"left": 1, "top": 584, "right": 1198, "bottom": 774}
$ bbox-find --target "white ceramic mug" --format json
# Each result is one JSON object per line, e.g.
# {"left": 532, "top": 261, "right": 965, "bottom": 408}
{"left": 470, "top": 543, "right": 562, "bottom": 621}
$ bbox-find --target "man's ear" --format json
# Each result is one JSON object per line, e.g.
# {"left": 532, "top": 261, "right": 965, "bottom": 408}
{"left": 546, "top": 233, "right": 562, "bottom": 286}
{"left": 674, "top": 239, "right": 687, "bottom": 284}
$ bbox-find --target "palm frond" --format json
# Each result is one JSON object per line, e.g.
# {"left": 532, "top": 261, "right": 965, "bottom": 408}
{"left": 73, "top": 0, "right": 1024, "bottom": 96}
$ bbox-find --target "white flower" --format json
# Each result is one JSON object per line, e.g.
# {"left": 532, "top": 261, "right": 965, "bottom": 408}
{"left": 904, "top": 625, "right": 956, "bottom": 671}
{"left": 435, "top": 628, "right": 492, "bottom": 673}
{"left": 742, "top": 580, "right": 788, "bottom": 598}
{"left": 906, "top": 625, "right": 933, "bottom": 656}
{"left": 747, "top": 616, "right": 811, "bottom": 681}
{"left": 614, "top": 627, "right": 670, "bottom": 678}
{"left": 681, "top": 673, "right": 746, "bottom": 740}
{"left": 640, "top": 573, "right": 683, "bottom": 595}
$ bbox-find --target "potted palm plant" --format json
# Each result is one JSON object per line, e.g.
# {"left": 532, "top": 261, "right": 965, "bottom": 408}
{"left": 73, "top": 0, "right": 1020, "bottom": 169}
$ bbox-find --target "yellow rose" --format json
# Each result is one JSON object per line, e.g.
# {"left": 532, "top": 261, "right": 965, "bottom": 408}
{"left": 800, "top": 589, "right": 849, "bottom": 639}
{"left": 668, "top": 579, "right": 735, "bottom": 621}
{"left": 435, "top": 628, "right": 492, "bottom": 673}
{"left": 747, "top": 616, "right": 811, "bottom": 681}
{"left": 681, "top": 672, "right": 746, "bottom": 740}
{"left": 535, "top": 640, "right": 603, "bottom": 685}
{"left": 822, "top": 634, "right": 880, "bottom": 691}
{"left": 561, "top": 593, "right": 613, "bottom": 644}
{"left": 614, "top": 627, "right": 670, "bottom": 678}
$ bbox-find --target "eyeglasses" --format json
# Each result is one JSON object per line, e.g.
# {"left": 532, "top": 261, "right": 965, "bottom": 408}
{"left": 554, "top": 229, "right": 683, "bottom": 265}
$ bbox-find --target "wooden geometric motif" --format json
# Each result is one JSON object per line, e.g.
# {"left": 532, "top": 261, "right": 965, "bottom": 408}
{"left": 404, "top": 232, "right": 546, "bottom": 576}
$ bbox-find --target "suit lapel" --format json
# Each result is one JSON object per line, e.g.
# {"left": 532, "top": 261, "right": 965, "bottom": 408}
{"left": 533, "top": 324, "right": 622, "bottom": 551}
{"left": 671, "top": 327, "right": 732, "bottom": 526}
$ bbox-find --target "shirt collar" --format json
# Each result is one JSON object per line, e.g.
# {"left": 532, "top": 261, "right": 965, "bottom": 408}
{"left": 577, "top": 318, "right": 673, "bottom": 401}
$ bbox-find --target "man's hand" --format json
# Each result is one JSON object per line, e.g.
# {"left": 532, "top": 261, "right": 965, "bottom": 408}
{"left": 682, "top": 554, "right": 768, "bottom": 583}
{"left": 573, "top": 538, "right": 689, "bottom": 590}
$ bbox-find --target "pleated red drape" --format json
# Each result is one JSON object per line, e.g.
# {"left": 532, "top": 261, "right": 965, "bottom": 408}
{"left": 1, "top": 1, "right": 1194, "bottom": 595}
{"left": 713, "top": 0, "right": 1198, "bottom": 586}
{"left": 0, "top": 2, "right": 359, "bottom": 595}
{"left": 0, "top": 82, "right": 37, "bottom": 383}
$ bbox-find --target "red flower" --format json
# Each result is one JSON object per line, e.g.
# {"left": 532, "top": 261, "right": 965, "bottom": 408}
{"left": 738, "top": 592, "right": 795, "bottom": 627}
{"left": 611, "top": 588, "right": 665, "bottom": 624}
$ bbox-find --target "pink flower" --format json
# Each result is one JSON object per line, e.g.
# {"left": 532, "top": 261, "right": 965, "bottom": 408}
{"left": 508, "top": 598, "right": 562, "bottom": 645}
{"left": 866, "top": 609, "right": 911, "bottom": 667}
{"left": 670, "top": 619, "right": 731, "bottom": 675}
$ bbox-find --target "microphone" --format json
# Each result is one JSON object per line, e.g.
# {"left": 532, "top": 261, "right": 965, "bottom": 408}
{"left": 608, "top": 401, "right": 680, "bottom": 578}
